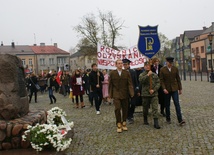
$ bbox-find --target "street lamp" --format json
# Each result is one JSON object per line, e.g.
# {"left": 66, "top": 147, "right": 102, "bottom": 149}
{"left": 208, "top": 33, "right": 214, "bottom": 82}
{"left": 182, "top": 46, "right": 186, "bottom": 80}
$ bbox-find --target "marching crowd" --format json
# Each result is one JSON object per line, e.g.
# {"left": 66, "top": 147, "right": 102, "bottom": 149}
{"left": 25, "top": 56, "right": 185, "bottom": 133}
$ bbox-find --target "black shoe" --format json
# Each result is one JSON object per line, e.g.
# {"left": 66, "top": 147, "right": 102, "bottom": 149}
{"left": 54, "top": 99, "right": 57, "bottom": 103}
{"left": 154, "top": 118, "right": 161, "bottom": 129}
{"left": 50, "top": 102, "right": 53, "bottom": 104}
{"left": 179, "top": 120, "right": 185, "bottom": 126}
{"left": 161, "top": 112, "right": 166, "bottom": 117}
{"left": 128, "top": 118, "right": 134, "bottom": 124}
{"left": 166, "top": 118, "right": 171, "bottom": 124}
{"left": 144, "top": 116, "right": 149, "bottom": 125}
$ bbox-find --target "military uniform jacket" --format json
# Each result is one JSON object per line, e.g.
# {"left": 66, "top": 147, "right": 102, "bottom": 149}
{"left": 159, "top": 66, "right": 182, "bottom": 92}
{"left": 108, "top": 69, "right": 134, "bottom": 99}
{"left": 139, "top": 71, "right": 160, "bottom": 97}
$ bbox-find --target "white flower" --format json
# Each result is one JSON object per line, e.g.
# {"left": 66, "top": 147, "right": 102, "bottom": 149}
{"left": 23, "top": 107, "right": 73, "bottom": 152}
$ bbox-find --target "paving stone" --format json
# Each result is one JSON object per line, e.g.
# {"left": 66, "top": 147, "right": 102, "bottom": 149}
{"left": 1, "top": 80, "right": 214, "bottom": 154}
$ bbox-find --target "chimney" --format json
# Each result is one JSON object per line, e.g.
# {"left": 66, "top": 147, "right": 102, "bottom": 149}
{"left": 11, "top": 42, "right": 15, "bottom": 48}
{"left": 40, "top": 43, "right": 45, "bottom": 46}
{"left": 54, "top": 43, "right": 57, "bottom": 47}
{"left": 33, "top": 44, "right": 37, "bottom": 46}
{"left": 203, "top": 26, "right": 207, "bottom": 30}
{"left": 1, "top": 41, "right": 3, "bottom": 46}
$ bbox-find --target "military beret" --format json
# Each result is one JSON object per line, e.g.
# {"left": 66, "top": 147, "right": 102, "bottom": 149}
{"left": 166, "top": 56, "right": 174, "bottom": 63}
{"left": 122, "top": 58, "right": 131, "bottom": 64}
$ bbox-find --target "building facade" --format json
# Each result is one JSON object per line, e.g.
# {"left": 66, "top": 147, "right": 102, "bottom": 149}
{"left": 0, "top": 42, "right": 70, "bottom": 75}
{"left": 70, "top": 51, "right": 97, "bottom": 71}
{"left": 31, "top": 43, "right": 70, "bottom": 74}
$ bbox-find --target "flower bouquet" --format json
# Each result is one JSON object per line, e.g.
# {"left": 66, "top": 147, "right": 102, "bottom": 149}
{"left": 22, "top": 107, "right": 74, "bottom": 152}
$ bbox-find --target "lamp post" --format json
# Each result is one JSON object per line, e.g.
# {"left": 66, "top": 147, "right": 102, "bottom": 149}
{"left": 182, "top": 46, "right": 186, "bottom": 80}
{"left": 208, "top": 33, "right": 214, "bottom": 82}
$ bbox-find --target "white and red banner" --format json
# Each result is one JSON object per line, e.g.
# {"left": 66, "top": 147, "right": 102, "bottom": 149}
{"left": 97, "top": 44, "right": 148, "bottom": 69}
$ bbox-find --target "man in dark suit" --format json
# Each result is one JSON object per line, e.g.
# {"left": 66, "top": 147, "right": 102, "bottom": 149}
{"left": 109, "top": 59, "right": 134, "bottom": 133}
{"left": 89, "top": 63, "right": 104, "bottom": 115}
{"left": 122, "top": 58, "right": 140, "bottom": 124}
{"left": 151, "top": 58, "right": 165, "bottom": 116}
{"left": 160, "top": 57, "right": 185, "bottom": 125}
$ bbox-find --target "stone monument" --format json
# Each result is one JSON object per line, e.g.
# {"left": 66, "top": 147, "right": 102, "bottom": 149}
{"left": 0, "top": 54, "right": 47, "bottom": 150}
{"left": 0, "top": 54, "right": 29, "bottom": 120}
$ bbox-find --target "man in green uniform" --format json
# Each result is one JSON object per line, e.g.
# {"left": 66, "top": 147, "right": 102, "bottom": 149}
{"left": 139, "top": 61, "right": 161, "bottom": 129}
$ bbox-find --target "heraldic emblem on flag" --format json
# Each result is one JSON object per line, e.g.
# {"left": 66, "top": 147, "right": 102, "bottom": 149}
{"left": 137, "top": 25, "right": 161, "bottom": 58}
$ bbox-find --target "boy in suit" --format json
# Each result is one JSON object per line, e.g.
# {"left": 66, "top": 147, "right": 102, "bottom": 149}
{"left": 122, "top": 58, "right": 140, "bottom": 124}
{"left": 160, "top": 57, "right": 185, "bottom": 125}
{"left": 109, "top": 59, "right": 134, "bottom": 133}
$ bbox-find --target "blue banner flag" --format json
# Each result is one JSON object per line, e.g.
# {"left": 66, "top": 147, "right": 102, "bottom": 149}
{"left": 137, "top": 25, "right": 161, "bottom": 58}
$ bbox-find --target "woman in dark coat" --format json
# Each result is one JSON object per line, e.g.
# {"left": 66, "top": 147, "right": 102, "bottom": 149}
{"left": 71, "top": 69, "right": 85, "bottom": 108}
{"left": 28, "top": 73, "right": 38, "bottom": 103}
{"left": 47, "top": 73, "right": 57, "bottom": 104}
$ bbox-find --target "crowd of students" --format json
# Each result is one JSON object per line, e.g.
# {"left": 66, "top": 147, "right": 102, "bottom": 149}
{"left": 25, "top": 56, "right": 185, "bottom": 133}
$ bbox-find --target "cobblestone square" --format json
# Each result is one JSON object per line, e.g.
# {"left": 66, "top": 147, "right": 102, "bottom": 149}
{"left": 2, "top": 81, "right": 214, "bottom": 155}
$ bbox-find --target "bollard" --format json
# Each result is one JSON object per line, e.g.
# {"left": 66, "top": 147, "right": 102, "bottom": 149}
{"left": 207, "top": 70, "right": 209, "bottom": 82}
{"left": 194, "top": 70, "right": 197, "bottom": 81}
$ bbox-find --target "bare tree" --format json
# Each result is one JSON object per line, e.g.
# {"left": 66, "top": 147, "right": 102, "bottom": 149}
{"left": 104, "top": 11, "right": 125, "bottom": 49}
{"left": 74, "top": 13, "right": 99, "bottom": 47}
{"left": 74, "top": 11, "right": 125, "bottom": 53}
{"left": 76, "top": 38, "right": 97, "bottom": 56}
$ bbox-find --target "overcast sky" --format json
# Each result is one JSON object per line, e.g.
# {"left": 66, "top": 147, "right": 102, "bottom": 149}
{"left": 1, "top": 0, "right": 213, "bottom": 51}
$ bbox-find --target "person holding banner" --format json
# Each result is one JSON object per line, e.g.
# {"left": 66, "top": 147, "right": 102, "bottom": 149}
{"left": 102, "top": 69, "right": 111, "bottom": 104}
{"left": 122, "top": 58, "right": 140, "bottom": 124}
{"left": 109, "top": 59, "right": 134, "bottom": 133}
{"left": 89, "top": 63, "right": 104, "bottom": 115}
{"left": 139, "top": 61, "right": 161, "bottom": 129}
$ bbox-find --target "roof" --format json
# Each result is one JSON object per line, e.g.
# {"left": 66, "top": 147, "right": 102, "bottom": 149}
{"left": 30, "top": 45, "right": 69, "bottom": 55}
{"left": 70, "top": 51, "right": 82, "bottom": 58}
{"left": 202, "top": 23, "right": 214, "bottom": 34}
{"left": 183, "top": 30, "right": 204, "bottom": 40}
{"left": 0, "top": 45, "right": 34, "bottom": 55}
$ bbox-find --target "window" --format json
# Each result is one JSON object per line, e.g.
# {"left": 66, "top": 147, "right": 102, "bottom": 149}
{"left": 196, "top": 47, "right": 199, "bottom": 54}
{"left": 191, "top": 48, "right": 194, "bottom": 52}
{"left": 29, "top": 59, "right": 32, "bottom": 65}
{"left": 201, "top": 46, "right": 204, "bottom": 53}
{"left": 193, "top": 60, "right": 195, "bottom": 68}
{"left": 40, "top": 58, "right": 45, "bottom": 65}
{"left": 22, "top": 59, "right": 26, "bottom": 66}
{"left": 58, "top": 58, "right": 65, "bottom": 64}
{"left": 49, "top": 58, "right": 54, "bottom": 65}
{"left": 87, "top": 59, "right": 91, "bottom": 63}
